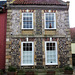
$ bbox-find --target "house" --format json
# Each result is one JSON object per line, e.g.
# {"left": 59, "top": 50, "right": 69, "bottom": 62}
{"left": 0, "top": 1, "right": 7, "bottom": 70}
{"left": 6, "top": 0, "right": 72, "bottom": 70}
{"left": 70, "top": 28, "right": 75, "bottom": 66}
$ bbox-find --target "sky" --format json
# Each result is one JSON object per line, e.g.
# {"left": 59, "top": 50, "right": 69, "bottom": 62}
{"left": 63, "top": 0, "right": 75, "bottom": 28}
{"left": 0, "top": 0, "right": 75, "bottom": 28}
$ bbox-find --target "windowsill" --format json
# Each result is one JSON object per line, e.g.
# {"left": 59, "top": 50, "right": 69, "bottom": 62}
{"left": 45, "top": 28, "right": 56, "bottom": 31}
{"left": 21, "top": 28, "right": 34, "bottom": 31}
{"left": 45, "top": 28, "right": 56, "bottom": 29}
{"left": 46, "top": 63, "right": 58, "bottom": 65}
{"left": 21, "top": 64, "right": 34, "bottom": 66}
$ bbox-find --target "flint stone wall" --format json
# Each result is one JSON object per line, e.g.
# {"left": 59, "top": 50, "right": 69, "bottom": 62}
{"left": 7, "top": 9, "right": 70, "bottom": 36}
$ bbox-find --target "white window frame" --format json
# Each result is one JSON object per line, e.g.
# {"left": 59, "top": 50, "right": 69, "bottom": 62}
{"left": 21, "top": 42, "right": 34, "bottom": 66}
{"left": 22, "top": 13, "right": 33, "bottom": 29}
{"left": 44, "top": 13, "right": 56, "bottom": 29}
{"left": 45, "top": 41, "right": 58, "bottom": 65}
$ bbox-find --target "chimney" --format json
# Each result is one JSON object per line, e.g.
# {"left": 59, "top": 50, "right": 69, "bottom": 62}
{"left": 66, "top": 1, "right": 70, "bottom": 6}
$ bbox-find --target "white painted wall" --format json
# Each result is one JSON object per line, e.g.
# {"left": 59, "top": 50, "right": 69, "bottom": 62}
{"left": 71, "top": 43, "right": 75, "bottom": 54}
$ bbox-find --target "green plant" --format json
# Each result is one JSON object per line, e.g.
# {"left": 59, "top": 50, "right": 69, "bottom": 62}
{"left": 17, "top": 69, "right": 25, "bottom": 75}
{"left": 64, "top": 66, "right": 73, "bottom": 71}
{"left": 17, "top": 69, "right": 24, "bottom": 73}
{"left": 8, "top": 66, "right": 16, "bottom": 72}
{"left": 0, "top": 69, "right": 3, "bottom": 74}
{"left": 56, "top": 68, "right": 64, "bottom": 72}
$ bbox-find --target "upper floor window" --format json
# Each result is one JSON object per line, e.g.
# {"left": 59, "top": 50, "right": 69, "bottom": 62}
{"left": 44, "top": 13, "right": 56, "bottom": 29}
{"left": 22, "top": 13, "right": 33, "bottom": 29}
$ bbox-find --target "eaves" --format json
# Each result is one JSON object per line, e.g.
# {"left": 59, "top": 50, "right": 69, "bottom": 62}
{"left": 8, "top": 5, "right": 69, "bottom": 10}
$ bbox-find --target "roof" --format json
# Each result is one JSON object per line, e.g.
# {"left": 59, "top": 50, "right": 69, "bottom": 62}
{"left": 0, "top": 1, "right": 7, "bottom": 9}
{"left": 0, "top": 1, "right": 7, "bottom": 12}
{"left": 13, "top": 0, "right": 67, "bottom": 5}
{"left": 70, "top": 28, "right": 75, "bottom": 42}
{"left": 0, "top": 6, "right": 2, "bottom": 8}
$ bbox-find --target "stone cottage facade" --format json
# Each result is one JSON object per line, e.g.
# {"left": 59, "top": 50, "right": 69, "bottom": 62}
{"left": 6, "top": 0, "right": 72, "bottom": 69}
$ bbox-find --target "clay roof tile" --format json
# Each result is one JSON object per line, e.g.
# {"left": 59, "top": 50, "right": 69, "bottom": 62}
{"left": 13, "top": 0, "right": 67, "bottom": 5}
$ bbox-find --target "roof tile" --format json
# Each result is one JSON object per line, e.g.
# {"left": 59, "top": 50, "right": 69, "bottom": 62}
{"left": 13, "top": 0, "right": 66, "bottom": 5}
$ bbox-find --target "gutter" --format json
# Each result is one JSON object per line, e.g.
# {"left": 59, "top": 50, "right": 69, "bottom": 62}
{"left": 8, "top": 5, "right": 69, "bottom": 10}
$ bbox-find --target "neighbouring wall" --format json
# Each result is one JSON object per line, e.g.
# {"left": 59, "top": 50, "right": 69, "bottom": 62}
{"left": 71, "top": 43, "right": 75, "bottom": 54}
{"left": 0, "top": 12, "right": 7, "bottom": 69}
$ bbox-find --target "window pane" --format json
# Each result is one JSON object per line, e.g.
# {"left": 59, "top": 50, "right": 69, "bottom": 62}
{"left": 46, "top": 22, "right": 49, "bottom": 28}
{"left": 47, "top": 47, "right": 49, "bottom": 50}
{"left": 23, "top": 13, "right": 32, "bottom": 17}
{"left": 23, "top": 47, "right": 25, "bottom": 51}
{"left": 30, "top": 17, "right": 32, "bottom": 21}
{"left": 30, "top": 43, "right": 32, "bottom": 46}
{"left": 49, "top": 14, "right": 51, "bottom": 21}
{"left": 50, "top": 43, "right": 52, "bottom": 46}
{"left": 30, "top": 47, "right": 32, "bottom": 51}
{"left": 23, "top": 14, "right": 26, "bottom": 16}
{"left": 50, "top": 47, "right": 52, "bottom": 50}
{"left": 46, "top": 22, "right": 52, "bottom": 28}
{"left": 53, "top": 47, "right": 55, "bottom": 50}
{"left": 47, "top": 43, "right": 49, "bottom": 46}
{"left": 52, "top": 14, "right": 54, "bottom": 21}
{"left": 52, "top": 22, "right": 54, "bottom": 28}
{"left": 46, "top": 15, "right": 48, "bottom": 20}
{"left": 27, "top": 24, "right": 30, "bottom": 28}
{"left": 23, "top": 25, "right": 27, "bottom": 28}
{"left": 30, "top": 25, "right": 32, "bottom": 28}
{"left": 23, "top": 17, "right": 25, "bottom": 21}
{"left": 53, "top": 43, "right": 55, "bottom": 46}
{"left": 23, "top": 21, "right": 25, "bottom": 25}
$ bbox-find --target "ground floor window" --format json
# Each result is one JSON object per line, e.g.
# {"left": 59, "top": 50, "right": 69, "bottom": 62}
{"left": 72, "top": 54, "right": 75, "bottom": 66}
{"left": 45, "top": 41, "right": 58, "bottom": 65}
{"left": 21, "top": 42, "right": 34, "bottom": 66}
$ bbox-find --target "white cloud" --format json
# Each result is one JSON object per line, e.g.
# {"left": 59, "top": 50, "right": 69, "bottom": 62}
{"left": 62, "top": 0, "right": 70, "bottom": 2}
